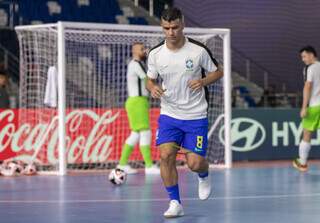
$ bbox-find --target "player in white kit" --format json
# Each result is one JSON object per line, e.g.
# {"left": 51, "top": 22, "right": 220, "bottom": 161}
{"left": 293, "top": 46, "right": 320, "bottom": 172}
{"left": 146, "top": 8, "right": 223, "bottom": 218}
{"left": 118, "top": 43, "right": 160, "bottom": 175}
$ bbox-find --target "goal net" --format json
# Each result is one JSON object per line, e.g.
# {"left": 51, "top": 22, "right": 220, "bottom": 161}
{"left": 15, "top": 22, "right": 231, "bottom": 174}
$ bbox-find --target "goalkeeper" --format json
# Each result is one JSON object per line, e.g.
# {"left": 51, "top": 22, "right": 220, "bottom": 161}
{"left": 117, "top": 43, "right": 160, "bottom": 175}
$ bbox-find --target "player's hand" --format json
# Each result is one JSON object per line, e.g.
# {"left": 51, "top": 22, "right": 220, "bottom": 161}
{"left": 188, "top": 79, "right": 203, "bottom": 91}
{"left": 150, "top": 85, "right": 165, "bottom": 98}
{"left": 300, "top": 108, "right": 308, "bottom": 118}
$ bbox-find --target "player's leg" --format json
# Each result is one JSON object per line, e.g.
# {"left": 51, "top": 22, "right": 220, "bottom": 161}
{"left": 181, "top": 118, "right": 211, "bottom": 200}
{"left": 118, "top": 131, "right": 139, "bottom": 174}
{"left": 139, "top": 129, "right": 152, "bottom": 168}
{"left": 160, "top": 143, "right": 179, "bottom": 187}
{"left": 139, "top": 129, "right": 160, "bottom": 174}
{"left": 185, "top": 151, "right": 211, "bottom": 200}
{"left": 160, "top": 142, "right": 184, "bottom": 218}
{"left": 185, "top": 151, "right": 209, "bottom": 174}
{"left": 135, "top": 96, "right": 159, "bottom": 174}
{"left": 300, "top": 129, "right": 312, "bottom": 163}
{"left": 293, "top": 106, "right": 320, "bottom": 172}
{"left": 156, "top": 115, "right": 184, "bottom": 218}
{"left": 293, "top": 129, "right": 312, "bottom": 172}
{"left": 118, "top": 97, "right": 141, "bottom": 174}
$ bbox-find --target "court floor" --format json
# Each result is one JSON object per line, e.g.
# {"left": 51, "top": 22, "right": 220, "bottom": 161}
{"left": 0, "top": 163, "right": 320, "bottom": 223}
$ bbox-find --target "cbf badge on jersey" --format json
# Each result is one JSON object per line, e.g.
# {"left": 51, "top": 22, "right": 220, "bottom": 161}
{"left": 185, "top": 59, "right": 194, "bottom": 71}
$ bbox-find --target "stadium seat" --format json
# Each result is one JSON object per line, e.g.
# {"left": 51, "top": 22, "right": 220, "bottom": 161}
{"left": 18, "top": 0, "right": 124, "bottom": 24}
{"left": 127, "top": 17, "right": 148, "bottom": 25}
{"left": 234, "top": 86, "right": 257, "bottom": 107}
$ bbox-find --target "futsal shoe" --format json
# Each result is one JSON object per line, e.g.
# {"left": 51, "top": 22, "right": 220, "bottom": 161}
{"left": 145, "top": 165, "right": 160, "bottom": 174}
{"left": 292, "top": 158, "right": 308, "bottom": 172}
{"left": 163, "top": 200, "right": 184, "bottom": 218}
{"left": 198, "top": 175, "right": 212, "bottom": 200}
{"left": 116, "top": 164, "right": 138, "bottom": 174}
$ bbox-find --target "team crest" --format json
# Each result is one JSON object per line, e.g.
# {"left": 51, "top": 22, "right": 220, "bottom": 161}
{"left": 185, "top": 59, "right": 194, "bottom": 70}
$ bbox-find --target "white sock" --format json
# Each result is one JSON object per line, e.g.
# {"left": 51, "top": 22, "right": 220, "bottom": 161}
{"left": 299, "top": 140, "right": 311, "bottom": 165}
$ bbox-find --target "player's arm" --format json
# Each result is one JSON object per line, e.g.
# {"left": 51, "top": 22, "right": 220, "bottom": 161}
{"left": 146, "top": 51, "right": 166, "bottom": 98}
{"left": 188, "top": 49, "right": 223, "bottom": 90}
{"left": 146, "top": 77, "right": 165, "bottom": 98}
{"left": 301, "top": 81, "right": 312, "bottom": 118}
{"left": 188, "top": 68, "right": 223, "bottom": 90}
{"left": 202, "top": 67, "right": 223, "bottom": 85}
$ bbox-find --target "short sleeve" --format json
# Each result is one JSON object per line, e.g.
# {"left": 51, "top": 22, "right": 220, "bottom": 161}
{"left": 147, "top": 51, "right": 158, "bottom": 79}
{"left": 133, "top": 61, "right": 147, "bottom": 79}
{"left": 306, "top": 66, "right": 315, "bottom": 82}
{"left": 200, "top": 49, "right": 218, "bottom": 73}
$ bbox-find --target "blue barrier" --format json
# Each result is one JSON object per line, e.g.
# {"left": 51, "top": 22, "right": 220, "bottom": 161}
{"left": 230, "top": 109, "right": 320, "bottom": 161}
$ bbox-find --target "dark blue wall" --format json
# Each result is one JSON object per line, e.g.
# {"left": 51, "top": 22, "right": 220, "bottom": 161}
{"left": 175, "top": 0, "right": 320, "bottom": 92}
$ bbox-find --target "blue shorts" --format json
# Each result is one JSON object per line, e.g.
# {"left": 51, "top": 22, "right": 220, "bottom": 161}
{"left": 156, "top": 115, "right": 208, "bottom": 157}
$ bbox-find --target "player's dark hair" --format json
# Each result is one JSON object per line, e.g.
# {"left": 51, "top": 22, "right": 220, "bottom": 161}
{"left": 161, "top": 7, "right": 183, "bottom": 22}
{"left": 299, "top": 45, "right": 317, "bottom": 57}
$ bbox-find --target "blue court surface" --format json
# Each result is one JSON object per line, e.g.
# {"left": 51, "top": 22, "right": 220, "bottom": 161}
{"left": 1, "top": 163, "right": 320, "bottom": 223}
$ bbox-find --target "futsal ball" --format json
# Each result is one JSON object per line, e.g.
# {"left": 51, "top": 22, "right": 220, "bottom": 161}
{"left": 1, "top": 162, "right": 23, "bottom": 176}
{"left": 108, "top": 168, "right": 127, "bottom": 185}
{"left": 23, "top": 164, "right": 37, "bottom": 176}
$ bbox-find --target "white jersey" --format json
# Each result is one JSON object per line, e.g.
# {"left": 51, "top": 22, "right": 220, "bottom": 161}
{"left": 304, "top": 61, "right": 320, "bottom": 107}
{"left": 127, "top": 59, "right": 149, "bottom": 97}
{"left": 147, "top": 37, "right": 218, "bottom": 120}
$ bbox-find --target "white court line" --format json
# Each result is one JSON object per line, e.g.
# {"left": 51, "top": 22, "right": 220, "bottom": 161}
{"left": 1, "top": 193, "right": 320, "bottom": 204}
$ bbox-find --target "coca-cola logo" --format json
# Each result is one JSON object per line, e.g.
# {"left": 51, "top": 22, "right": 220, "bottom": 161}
{"left": 0, "top": 109, "right": 119, "bottom": 165}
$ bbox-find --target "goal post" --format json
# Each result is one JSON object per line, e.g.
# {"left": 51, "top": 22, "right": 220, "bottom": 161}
{"left": 57, "top": 21, "right": 67, "bottom": 176}
{"left": 223, "top": 30, "right": 232, "bottom": 169}
{"left": 15, "top": 22, "right": 232, "bottom": 175}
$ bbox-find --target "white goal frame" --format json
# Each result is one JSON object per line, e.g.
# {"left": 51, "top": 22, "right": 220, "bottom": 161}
{"left": 15, "top": 21, "right": 232, "bottom": 175}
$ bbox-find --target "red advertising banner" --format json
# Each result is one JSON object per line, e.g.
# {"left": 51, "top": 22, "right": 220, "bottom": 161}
{"left": 0, "top": 109, "right": 161, "bottom": 165}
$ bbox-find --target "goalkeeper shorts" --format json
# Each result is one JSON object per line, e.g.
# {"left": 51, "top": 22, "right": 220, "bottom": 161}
{"left": 302, "top": 105, "right": 320, "bottom": 132}
{"left": 125, "top": 96, "right": 150, "bottom": 131}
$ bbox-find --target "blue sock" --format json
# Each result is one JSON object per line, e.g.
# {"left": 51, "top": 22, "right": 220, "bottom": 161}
{"left": 165, "top": 184, "right": 181, "bottom": 203}
{"left": 198, "top": 171, "right": 209, "bottom": 178}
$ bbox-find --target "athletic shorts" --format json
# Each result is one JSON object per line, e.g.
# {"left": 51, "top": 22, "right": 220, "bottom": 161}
{"left": 156, "top": 114, "right": 208, "bottom": 157}
{"left": 302, "top": 105, "right": 320, "bottom": 132}
{"left": 125, "top": 96, "right": 150, "bottom": 131}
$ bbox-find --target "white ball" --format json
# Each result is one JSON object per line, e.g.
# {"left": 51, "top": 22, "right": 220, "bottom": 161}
{"left": 23, "top": 164, "right": 37, "bottom": 175}
{"left": 108, "top": 168, "right": 127, "bottom": 185}
{"left": 1, "top": 162, "right": 22, "bottom": 176}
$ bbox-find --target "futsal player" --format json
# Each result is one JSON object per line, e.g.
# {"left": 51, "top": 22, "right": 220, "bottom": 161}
{"left": 146, "top": 7, "right": 223, "bottom": 217}
{"left": 293, "top": 46, "right": 320, "bottom": 172}
{"left": 117, "top": 43, "right": 160, "bottom": 175}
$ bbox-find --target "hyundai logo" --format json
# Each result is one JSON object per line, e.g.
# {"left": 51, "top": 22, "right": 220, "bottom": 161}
{"left": 219, "top": 118, "right": 266, "bottom": 152}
